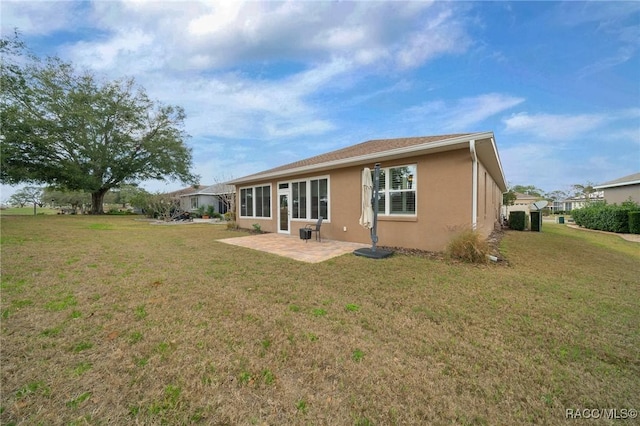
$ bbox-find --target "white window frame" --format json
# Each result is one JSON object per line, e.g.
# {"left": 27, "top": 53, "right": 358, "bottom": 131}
{"left": 239, "top": 184, "right": 272, "bottom": 219}
{"left": 288, "top": 175, "right": 330, "bottom": 222}
{"left": 376, "top": 164, "right": 417, "bottom": 216}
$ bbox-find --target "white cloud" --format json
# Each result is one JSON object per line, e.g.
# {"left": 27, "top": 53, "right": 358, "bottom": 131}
{"left": 147, "top": 59, "right": 348, "bottom": 142}
{"left": 396, "top": 9, "right": 469, "bottom": 69}
{"left": 405, "top": 93, "right": 525, "bottom": 131}
{"left": 502, "top": 112, "right": 607, "bottom": 139}
{"left": 65, "top": 29, "right": 155, "bottom": 71}
{"left": 49, "top": 1, "right": 470, "bottom": 74}
{"left": 578, "top": 45, "right": 635, "bottom": 79}
{"left": 0, "top": 1, "right": 79, "bottom": 36}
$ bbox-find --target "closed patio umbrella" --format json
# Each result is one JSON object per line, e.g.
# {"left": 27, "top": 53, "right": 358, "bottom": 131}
{"left": 359, "top": 167, "right": 373, "bottom": 229}
{"left": 354, "top": 163, "right": 393, "bottom": 258}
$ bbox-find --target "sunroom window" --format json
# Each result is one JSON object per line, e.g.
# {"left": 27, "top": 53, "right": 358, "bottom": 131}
{"left": 240, "top": 185, "right": 271, "bottom": 218}
{"left": 289, "top": 176, "right": 329, "bottom": 221}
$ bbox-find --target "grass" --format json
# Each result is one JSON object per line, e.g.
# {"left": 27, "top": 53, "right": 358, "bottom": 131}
{"left": 1, "top": 215, "right": 639, "bottom": 424}
{"left": 0, "top": 207, "right": 59, "bottom": 216}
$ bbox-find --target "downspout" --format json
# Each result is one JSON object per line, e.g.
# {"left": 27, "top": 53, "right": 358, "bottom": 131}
{"left": 470, "top": 139, "right": 478, "bottom": 230}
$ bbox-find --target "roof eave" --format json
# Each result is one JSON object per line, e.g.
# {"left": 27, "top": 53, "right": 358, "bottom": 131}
{"left": 475, "top": 136, "right": 508, "bottom": 192}
{"left": 594, "top": 180, "right": 640, "bottom": 189}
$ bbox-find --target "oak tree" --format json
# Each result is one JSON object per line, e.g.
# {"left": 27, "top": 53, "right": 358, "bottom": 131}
{"left": 1, "top": 35, "right": 197, "bottom": 213}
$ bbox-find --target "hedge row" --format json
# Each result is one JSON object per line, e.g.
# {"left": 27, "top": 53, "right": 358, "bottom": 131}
{"left": 629, "top": 211, "right": 640, "bottom": 234}
{"left": 571, "top": 202, "right": 640, "bottom": 234}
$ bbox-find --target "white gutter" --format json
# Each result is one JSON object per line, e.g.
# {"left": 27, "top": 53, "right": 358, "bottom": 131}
{"left": 470, "top": 139, "right": 478, "bottom": 230}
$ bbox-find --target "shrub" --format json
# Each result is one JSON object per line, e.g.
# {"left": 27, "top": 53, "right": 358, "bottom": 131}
{"left": 446, "top": 229, "right": 489, "bottom": 264}
{"left": 224, "top": 211, "right": 235, "bottom": 221}
{"left": 226, "top": 221, "right": 239, "bottom": 230}
{"left": 629, "top": 211, "right": 640, "bottom": 234}
{"left": 572, "top": 202, "right": 639, "bottom": 233}
{"left": 509, "top": 211, "right": 526, "bottom": 231}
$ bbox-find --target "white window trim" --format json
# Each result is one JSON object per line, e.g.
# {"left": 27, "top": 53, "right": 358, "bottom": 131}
{"left": 286, "top": 175, "right": 331, "bottom": 222}
{"left": 377, "top": 164, "right": 417, "bottom": 217}
{"left": 239, "top": 184, "right": 272, "bottom": 219}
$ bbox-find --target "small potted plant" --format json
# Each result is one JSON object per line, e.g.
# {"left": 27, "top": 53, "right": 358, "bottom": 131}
{"left": 197, "top": 205, "right": 207, "bottom": 219}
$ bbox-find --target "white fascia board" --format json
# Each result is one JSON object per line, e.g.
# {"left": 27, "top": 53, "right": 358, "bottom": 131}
{"left": 489, "top": 137, "right": 508, "bottom": 192}
{"left": 594, "top": 180, "right": 640, "bottom": 189}
{"left": 230, "top": 132, "right": 494, "bottom": 185}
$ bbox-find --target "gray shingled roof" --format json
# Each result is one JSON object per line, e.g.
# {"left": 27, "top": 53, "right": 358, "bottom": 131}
{"left": 595, "top": 172, "right": 640, "bottom": 188}
{"left": 232, "top": 133, "right": 470, "bottom": 182}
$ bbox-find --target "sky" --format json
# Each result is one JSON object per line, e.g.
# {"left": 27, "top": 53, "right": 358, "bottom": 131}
{"left": 1, "top": 0, "right": 639, "bottom": 201}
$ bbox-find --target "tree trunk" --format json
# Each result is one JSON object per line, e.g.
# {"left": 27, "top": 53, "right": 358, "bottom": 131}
{"left": 91, "top": 189, "right": 108, "bottom": 214}
{"left": 33, "top": 202, "right": 37, "bottom": 216}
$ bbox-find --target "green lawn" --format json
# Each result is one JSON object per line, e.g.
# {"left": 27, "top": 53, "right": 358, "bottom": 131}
{"left": 1, "top": 216, "right": 638, "bottom": 425}
{"left": 0, "top": 207, "right": 59, "bottom": 215}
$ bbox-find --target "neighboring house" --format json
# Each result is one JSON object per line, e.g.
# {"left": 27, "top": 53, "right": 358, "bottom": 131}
{"left": 556, "top": 191, "right": 604, "bottom": 212}
{"left": 502, "top": 192, "right": 542, "bottom": 220}
{"left": 178, "top": 183, "right": 235, "bottom": 215}
{"left": 228, "top": 132, "right": 507, "bottom": 252}
{"left": 594, "top": 172, "right": 640, "bottom": 204}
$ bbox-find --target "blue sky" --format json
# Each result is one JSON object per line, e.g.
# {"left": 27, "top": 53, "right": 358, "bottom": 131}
{"left": 1, "top": 1, "right": 639, "bottom": 200}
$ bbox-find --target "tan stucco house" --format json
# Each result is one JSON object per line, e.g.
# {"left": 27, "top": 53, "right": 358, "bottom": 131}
{"left": 594, "top": 172, "right": 640, "bottom": 205}
{"left": 228, "top": 132, "right": 507, "bottom": 252}
{"left": 502, "top": 192, "right": 543, "bottom": 219}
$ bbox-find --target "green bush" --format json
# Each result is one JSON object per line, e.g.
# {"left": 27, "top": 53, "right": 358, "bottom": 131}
{"left": 446, "top": 229, "right": 489, "bottom": 264}
{"left": 572, "top": 202, "right": 639, "bottom": 233}
{"left": 629, "top": 211, "right": 640, "bottom": 234}
{"left": 509, "top": 211, "right": 526, "bottom": 231}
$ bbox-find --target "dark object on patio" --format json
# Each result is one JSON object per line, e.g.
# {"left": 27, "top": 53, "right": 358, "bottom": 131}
{"left": 304, "top": 217, "right": 323, "bottom": 242}
{"left": 299, "top": 228, "right": 311, "bottom": 240}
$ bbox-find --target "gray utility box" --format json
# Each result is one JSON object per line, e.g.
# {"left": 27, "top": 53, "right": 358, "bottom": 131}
{"left": 299, "top": 228, "right": 311, "bottom": 240}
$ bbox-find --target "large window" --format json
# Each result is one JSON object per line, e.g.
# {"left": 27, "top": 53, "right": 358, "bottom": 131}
{"left": 373, "top": 165, "right": 416, "bottom": 215}
{"left": 255, "top": 186, "right": 271, "bottom": 218}
{"left": 289, "top": 177, "right": 329, "bottom": 220}
{"left": 292, "top": 181, "right": 307, "bottom": 219}
{"left": 310, "top": 178, "right": 328, "bottom": 219}
{"left": 240, "top": 188, "right": 253, "bottom": 217}
{"left": 240, "top": 185, "right": 271, "bottom": 218}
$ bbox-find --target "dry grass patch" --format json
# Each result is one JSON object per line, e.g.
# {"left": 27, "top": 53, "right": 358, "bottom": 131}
{"left": 446, "top": 229, "right": 490, "bottom": 263}
{"left": 1, "top": 216, "right": 639, "bottom": 425}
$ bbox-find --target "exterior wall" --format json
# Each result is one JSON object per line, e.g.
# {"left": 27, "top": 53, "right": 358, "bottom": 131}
{"left": 236, "top": 148, "right": 503, "bottom": 252}
{"left": 603, "top": 184, "right": 640, "bottom": 204}
{"left": 180, "top": 195, "right": 220, "bottom": 212}
{"left": 475, "top": 161, "right": 502, "bottom": 237}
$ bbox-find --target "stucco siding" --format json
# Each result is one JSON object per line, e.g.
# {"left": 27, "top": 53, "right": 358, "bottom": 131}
{"left": 475, "top": 161, "right": 502, "bottom": 237}
{"left": 603, "top": 185, "right": 640, "bottom": 204}
{"left": 235, "top": 148, "right": 496, "bottom": 252}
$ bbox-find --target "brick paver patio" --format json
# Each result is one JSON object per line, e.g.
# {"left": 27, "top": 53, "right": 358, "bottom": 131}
{"left": 217, "top": 233, "right": 369, "bottom": 263}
